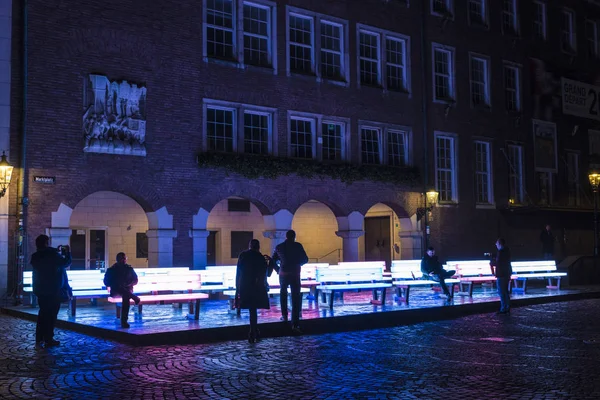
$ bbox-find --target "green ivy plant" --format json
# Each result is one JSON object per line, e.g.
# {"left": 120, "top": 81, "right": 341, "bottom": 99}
{"left": 196, "top": 152, "right": 420, "bottom": 185}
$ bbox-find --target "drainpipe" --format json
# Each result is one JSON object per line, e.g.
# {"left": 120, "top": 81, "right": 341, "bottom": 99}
{"left": 15, "top": 0, "right": 29, "bottom": 302}
{"left": 19, "top": 0, "right": 29, "bottom": 230}
{"left": 419, "top": 1, "right": 430, "bottom": 254}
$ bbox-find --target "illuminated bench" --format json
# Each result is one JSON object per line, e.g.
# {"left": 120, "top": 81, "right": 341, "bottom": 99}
{"left": 391, "top": 260, "right": 460, "bottom": 304}
{"left": 315, "top": 262, "right": 391, "bottom": 310}
{"left": 108, "top": 292, "right": 209, "bottom": 320}
{"left": 206, "top": 264, "right": 323, "bottom": 314}
{"left": 108, "top": 268, "right": 207, "bottom": 320}
{"left": 510, "top": 260, "right": 567, "bottom": 293}
{"left": 445, "top": 260, "right": 496, "bottom": 296}
{"left": 23, "top": 270, "right": 111, "bottom": 314}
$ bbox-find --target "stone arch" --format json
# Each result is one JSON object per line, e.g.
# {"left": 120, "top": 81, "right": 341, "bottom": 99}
{"left": 50, "top": 191, "right": 176, "bottom": 268}
{"left": 200, "top": 196, "right": 272, "bottom": 266}
{"left": 285, "top": 195, "right": 346, "bottom": 218}
{"left": 362, "top": 201, "right": 419, "bottom": 262}
{"left": 291, "top": 200, "right": 342, "bottom": 264}
{"left": 67, "top": 176, "right": 163, "bottom": 213}
{"left": 204, "top": 188, "right": 274, "bottom": 216}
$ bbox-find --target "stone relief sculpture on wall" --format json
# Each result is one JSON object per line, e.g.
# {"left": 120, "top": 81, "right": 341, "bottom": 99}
{"left": 83, "top": 74, "right": 147, "bottom": 156}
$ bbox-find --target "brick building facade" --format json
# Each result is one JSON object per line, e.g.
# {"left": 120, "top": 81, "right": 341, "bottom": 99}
{"left": 2, "top": 0, "right": 599, "bottom": 296}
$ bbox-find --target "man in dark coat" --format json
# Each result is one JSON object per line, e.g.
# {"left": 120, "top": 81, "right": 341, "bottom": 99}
{"left": 490, "top": 238, "right": 512, "bottom": 314}
{"left": 271, "top": 230, "right": 308, "bottom": 334}
{"left": 31, "top": 234, "right": 72, "bottom": 348}
{"left": 236, "top": 239, "right": 270, "bottom": 343}
{"left": 540, "top": 224, "right": 555, "bottom": 260}
{"left": 103, "top": 252, "right": 140, "bottom": 328}
{"left": 421, "top": 246, "right": 455, "bottom": 300}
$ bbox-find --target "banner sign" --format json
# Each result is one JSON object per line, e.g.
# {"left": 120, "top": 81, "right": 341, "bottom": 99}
{"left": 562, "top": 77, "right": 600, "bottom": 121}
{"left": 532, "top": 120, "right": 558, "bottom": 172}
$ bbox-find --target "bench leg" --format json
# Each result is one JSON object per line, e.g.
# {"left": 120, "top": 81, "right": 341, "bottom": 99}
{"left": 547, "top": 277, "right": 561, "bottom": 289}
{"left": 329, "top": 291, "right": 335, "bottom": 310}
{"left": 138, "top": 304, "right": 143, "bottom": 314}
{"left": 307, "top": 286, "right": 316, "bottom": 301}
{"left": 381, "top": 288, "right": 387, "bottom": 304}
{"left": 405, "top": 286, "right": 411, "bottom": 305}
{"left": 70, "top": 298, "right": 77, "bottom": 317}
{"left": 450, "top": 284, "right": 455, "bottom": 298}
{"left": 115, "top": 304, "right": 121, "bottom": 319}
{"left": 372, "top": 289, "right": 378, "bottom": 301}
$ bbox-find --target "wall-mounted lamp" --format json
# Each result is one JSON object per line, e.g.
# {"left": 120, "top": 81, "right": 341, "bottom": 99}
{"left": 0, "top": 152, "right": 14, "bottom": 198}
{"left": 417, "top": 189, "right": 439, "bottom": 221}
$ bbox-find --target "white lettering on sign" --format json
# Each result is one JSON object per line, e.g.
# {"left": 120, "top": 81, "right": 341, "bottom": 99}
{"left": 561, "top": 78, "right": 600, "bottom": 121}
{"left": 33, "top": 176, "right": 56, "bottom": 184}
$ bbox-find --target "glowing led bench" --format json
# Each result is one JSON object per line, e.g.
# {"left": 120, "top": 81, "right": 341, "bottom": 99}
{"left": 444, "top": 260, "right": 496, "bottom": 296}
{"left": 391, "top": 260, "right": 460, "bottom": 304}
{"left": 509, "top": 260, "right": 566, "bottom": 292}
{"left": 315, "top": 262, "right": 391, "bottom": 310}
{"left": 107, "top": 292, "right": 209, "bottom": 320}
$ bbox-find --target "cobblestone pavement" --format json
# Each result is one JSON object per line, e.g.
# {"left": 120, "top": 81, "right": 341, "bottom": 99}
{"left": 2, "top": 299, "right": 600, "bottom": 399}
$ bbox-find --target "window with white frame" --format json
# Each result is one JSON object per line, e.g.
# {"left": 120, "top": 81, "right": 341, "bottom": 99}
{"left": 289, "top": 14, "right": 313, "bottom": 74}
{"left": 358, "top": 26, "right": 409, "bottom": 91}
{"left": 533, "top": 1, "right": 546, "bottom": 40}
{"left": 321, "top": 122, "right": 344, "bottom": 162}
{"left": 360, "top": 127, "right": 382, "bottom": 164}
{"left": 320, "top": 21, "right": 344, "bottom": 80}
{"left": 470, "top": 55, "right": 489, "bottom": 107}
{"left": 386, "top": 38, "right": 407, "bottom": 91}
{"left": 474, "top": 141, "right": 492, "bottom": 204}
{"left": 359, "top": 31, "right": 380, "bottom": 86}
{"left": 290, "top": 117, "right": 314, "bottom": 159}
{"left": 243, "top": 3, "right": 272, "bottom": 67}
{"left": 587, "top": 19, "right": 599, "bottom": 58}
{"left": 388, "top": 130, "right": 408, "bottom": 167}
{"left": 507, "top": 144, "right": 524, "bottom": 205}
{"left": 432, "top": 44, "right": 455, "bottom": 102}
{"left": 359, "top": 124, "right": 411, "bottom": 166}
{"left": 287, "top": 10, "right": 348, "bottom": 81}
{"left": 431, "top": 0, "right": 452, "bottom": 16}
{"left": 502, "top": 0, "right": 518, "bottom": 34}
{"left": 566, "top": 152, "right": 581, "bottom": 206}
{"left": 206, "top": 106, "right": 236, "bottom": 152}
{"left": 435, "top": 135, "right": 457, "bottom": 202}
{"left": 206, "top": 0, "right": 236, "bottom": 60}
{"left": 244, "top": 112, "right": 270, "bottom": 154}
{"left": 204, "top": 0, "right": 275, "bottom": 66}
{"left": 561, "top": 9, "right": 576, "bottom": 53}
{"left": 468, "top": 0, "right": 487, "bottom": 26}
{"left": 204, "top": 100, "right": 275, "bottom": 154}
{"left": 504, "top": 63, "right": 520, "bottom": 112}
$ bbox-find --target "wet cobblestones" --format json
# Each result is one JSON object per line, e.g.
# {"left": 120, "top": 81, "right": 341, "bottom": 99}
{"left": 2, "top": 299, "right": 600, "bottom": 399}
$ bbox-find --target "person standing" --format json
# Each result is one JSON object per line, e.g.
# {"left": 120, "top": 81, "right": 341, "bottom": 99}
{"left": 540, "top": 224, "right": 555, "bottom": 260}
{"left": 103, "top": 253, "right": 140, "bottom": 328}
{"left": 236, "top": 239, "right": 270, "bottom": 343}
{"left": 421, "top": 247, "right": 455, "bottom": 300}
{"left": 31, "top": 234, "right": 72, "bottom": 348}
{"left": 490, "top": 238, "right": 512, "bottom": 315}
{"left": 271, "top": 230, "right": 308, "bottom": 334}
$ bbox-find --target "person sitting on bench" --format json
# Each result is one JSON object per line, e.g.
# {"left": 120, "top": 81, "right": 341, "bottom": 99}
{"left": 421, "top": 247, "right": 456, "bottom": 300}
{"left": 104, "top": 252, "right": 140, "bottom": 328}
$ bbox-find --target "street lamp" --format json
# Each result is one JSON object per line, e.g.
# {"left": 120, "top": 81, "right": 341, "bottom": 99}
{"left": 420, "top": 189, "right": 439, "bottom": 252}
{"left": 0, "top": 152, "right": 14, "bottom": 198}
{"left": 589, "top": 168, "right": 600, "bottom": 256}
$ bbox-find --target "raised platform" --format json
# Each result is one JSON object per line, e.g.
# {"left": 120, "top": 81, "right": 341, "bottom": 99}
{"left": 3, "top": 283, "right": 600, "bottom": 346}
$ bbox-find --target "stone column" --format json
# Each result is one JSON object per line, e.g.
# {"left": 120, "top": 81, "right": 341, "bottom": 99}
{"left": 46, "top": 228, "right": 72, "bottom": 248}
{"left": 146, "top": 229, "right": 177, "bottom": 268}
{"left": 189, "top": 229, "right": 210, "bottom": 269}
{"left": 263, "top": 230, "right": 287, "bottom": 256}
{"left": 335, "top": 230, "right": 365, "bottom": 262}
{"left": 398, "top": 231, "right": 424, "bottom": 260}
